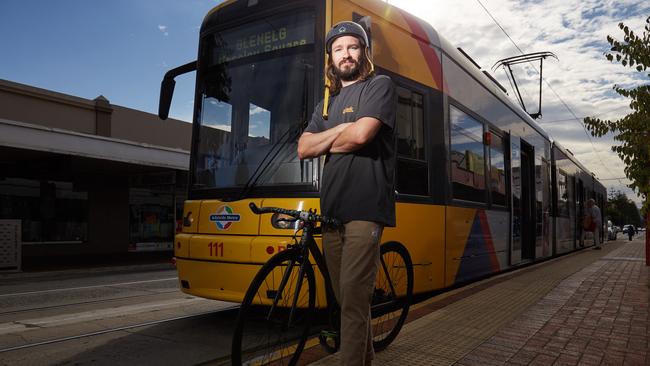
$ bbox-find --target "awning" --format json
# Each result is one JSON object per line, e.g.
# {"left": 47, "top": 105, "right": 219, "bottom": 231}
{"left": 0, "top": 118, "right": 189, "bottom": 170}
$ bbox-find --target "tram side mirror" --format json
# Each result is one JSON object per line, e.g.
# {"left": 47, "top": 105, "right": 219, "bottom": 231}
{"left": 158, "top": 60, "right": 198, "bottom": 120}
{"left": 159, "top": 78, "right": 176, "bottom": 120}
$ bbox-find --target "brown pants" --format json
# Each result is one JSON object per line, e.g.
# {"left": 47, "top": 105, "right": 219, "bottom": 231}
{"left": 323, "top": 221, "right": 383, "bottom": 366}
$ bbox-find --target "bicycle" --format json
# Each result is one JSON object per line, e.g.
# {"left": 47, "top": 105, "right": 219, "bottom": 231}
{"left": 231, "top": 202, "right": 414, "bottom": 366}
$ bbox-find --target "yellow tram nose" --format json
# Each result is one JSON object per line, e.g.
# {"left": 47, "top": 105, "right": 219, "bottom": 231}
{"left": 175, "top": 198, "right": 327, "bottom": 305}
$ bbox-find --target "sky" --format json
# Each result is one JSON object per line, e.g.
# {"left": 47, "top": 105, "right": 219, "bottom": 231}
{"left": 0, "top": 0, "right": 647, "bottom": 208}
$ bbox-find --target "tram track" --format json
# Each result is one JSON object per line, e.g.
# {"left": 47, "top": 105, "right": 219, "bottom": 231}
{"left": 0, "top": 305, "right": 240, "bottom": 354}
{"left": 0, "top": 289, "right": 180, "bottom": 316}
{"left": 0, "top": 277, "right": 178, "bottom": 298}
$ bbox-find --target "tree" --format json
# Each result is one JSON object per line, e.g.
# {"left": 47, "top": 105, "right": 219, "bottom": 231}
{"left": 606, "top": 190, "right": 642, "bottom": 227}
{"left": 583, "top": 17, "right": 650, "bottom": 215}
{"left": 586, "top": 18, "right": 649, "bottom": 264}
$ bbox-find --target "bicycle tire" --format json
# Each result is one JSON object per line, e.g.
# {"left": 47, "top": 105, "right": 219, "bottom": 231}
{"left": 371, "top": 241, "right": 413, "bottom": 351}
{"left": 231, "top": 249, "right": 316, "bottom": 366}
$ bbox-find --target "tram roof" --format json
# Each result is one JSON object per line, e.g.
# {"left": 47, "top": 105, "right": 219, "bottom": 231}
{"left": 425, "top": 22, "right": 551, "bottom": 141}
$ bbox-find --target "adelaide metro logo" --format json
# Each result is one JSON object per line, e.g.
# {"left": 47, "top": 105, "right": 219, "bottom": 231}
{"left": 209, "top": 205, "right": 241, "bottom": 230}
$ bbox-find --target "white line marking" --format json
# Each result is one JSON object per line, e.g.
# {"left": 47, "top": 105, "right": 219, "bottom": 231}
{"left": 0, "top": 277, "right": 178, "bottom": 298}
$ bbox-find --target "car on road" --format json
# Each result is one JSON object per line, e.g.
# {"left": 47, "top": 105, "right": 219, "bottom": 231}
{"left": 606, "top": 220, "right": 617, "bottom": 240}
{"left": 623, "top": 225, "right": 638, "bottom": 235}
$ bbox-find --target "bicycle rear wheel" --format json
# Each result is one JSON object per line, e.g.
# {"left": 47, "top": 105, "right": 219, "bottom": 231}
{"left": 231, "top": 249, "right": 316, "bottom": 366}
{"left": 371, "top": 241, "right": 413, "bottom": 351}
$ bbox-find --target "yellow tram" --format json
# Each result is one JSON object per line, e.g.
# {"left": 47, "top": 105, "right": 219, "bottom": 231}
{"left": 159, "top": 0, "right": 607, "bottom": 306}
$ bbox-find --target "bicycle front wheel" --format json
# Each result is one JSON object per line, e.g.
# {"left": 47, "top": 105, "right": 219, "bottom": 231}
{"left": 371, "top": 241, "right": 413, "bottom": 351}
{"left": 231, "top": 249, "right": 316, "bottom": 366}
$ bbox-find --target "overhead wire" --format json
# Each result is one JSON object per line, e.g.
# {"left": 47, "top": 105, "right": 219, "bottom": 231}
{"left": 541, "top": 104, "right": 631, "bottom": 124}
{"left": 473, "top": 0, "right": 621, "bottom": 183}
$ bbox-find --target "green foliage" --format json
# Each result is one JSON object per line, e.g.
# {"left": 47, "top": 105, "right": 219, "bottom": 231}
{"left": 584, "top": 16, "right": 650, "bottom": 214}
{"left": 606, "top": 190, "right": 642, "bottom": 227}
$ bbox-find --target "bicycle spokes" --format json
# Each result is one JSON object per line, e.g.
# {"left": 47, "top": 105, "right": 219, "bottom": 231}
{"left": 371, "top": 242, "right": 413, "bottom": 351}
{"left": 266, "top": 258, "right": 296, "bottom": 321}
{"left": 234, "top": 251, "right": 316, "bottom": 366}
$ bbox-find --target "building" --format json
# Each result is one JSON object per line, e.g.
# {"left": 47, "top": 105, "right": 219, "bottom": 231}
{"left": 0, "top": 79, "right": 191, "bottom": 265}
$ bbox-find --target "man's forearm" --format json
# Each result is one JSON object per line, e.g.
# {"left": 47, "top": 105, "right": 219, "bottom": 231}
{"left": 330, "top": 117, "right": 382, "bottom": 153}
{"left": 330, "top": 126, "right": 362, "bottom": 153}
{"left": 298, "top": 123, "right": 351, "bottom": 159}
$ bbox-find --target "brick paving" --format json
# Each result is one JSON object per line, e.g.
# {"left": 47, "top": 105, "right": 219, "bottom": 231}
{"left": 309, "top": 237, "right": 649, "bottom": 366}
{"left": 457, "top": 239, "right": 648, "bottom": 366}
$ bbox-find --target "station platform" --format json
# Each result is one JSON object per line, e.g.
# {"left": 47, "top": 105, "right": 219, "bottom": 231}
{"left": 308, "top": 236, "right": 649, "bottom": 365}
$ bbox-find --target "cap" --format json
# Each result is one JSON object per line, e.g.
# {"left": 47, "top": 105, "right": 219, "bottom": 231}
{"left": 325, "top": 21, "right": 368, "bottom": 53}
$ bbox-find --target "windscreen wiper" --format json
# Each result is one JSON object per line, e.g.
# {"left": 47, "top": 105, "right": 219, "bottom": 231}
{"left": 230, "top": 61, "right": 312, "bottom": 201}
{"left": 229, "top": 121, "right": 304, "bottom": 201}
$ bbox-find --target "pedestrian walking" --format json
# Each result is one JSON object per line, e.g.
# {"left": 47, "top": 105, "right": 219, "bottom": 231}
{"left": 585, "top": 198, "right": 602, "bottom": 250}
{"left": 627, "top": 225, "right": 636, "bottom": 241}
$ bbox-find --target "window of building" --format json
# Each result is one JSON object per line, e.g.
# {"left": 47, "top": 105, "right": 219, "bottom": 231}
{"left": 0, "top": 178, "right": 88, "bottom": 243}
{"left": 396, "top": 86, "right": 428, "bottom": 196}
{"left": 489, "top": 132, "right": 506, "bottom": 207}
{"left": 450, "top": 106, "right": 486, "bottom": 203}
{"left": 129, "top": 188, "right": 175, "bottom": 246}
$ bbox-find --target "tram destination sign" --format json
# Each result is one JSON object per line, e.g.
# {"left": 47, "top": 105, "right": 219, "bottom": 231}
{"left": 211, "top": 10, "right": 314, "bottom": 65}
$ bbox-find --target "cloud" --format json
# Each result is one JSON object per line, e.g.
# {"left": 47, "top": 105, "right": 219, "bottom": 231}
{"left": 158, "top": 24, "right": 169, "bottom": 36}
{"left": 249, "top": 105, "right": 269, "bottom": 116}
{"left": 390, "top": 0, "right": 649, "bottom": 207}
{"left": 203, "top": 123, "right": 231, "bottom": 132}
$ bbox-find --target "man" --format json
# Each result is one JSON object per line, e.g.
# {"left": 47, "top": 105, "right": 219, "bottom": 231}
{"left": 297, "top": 21, "right": 397, "bottom": 366}
{"left": 586, "top": 198, "right": 602, "bottom": 250}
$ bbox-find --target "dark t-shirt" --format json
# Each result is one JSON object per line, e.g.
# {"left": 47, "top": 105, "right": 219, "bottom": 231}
{"left": 305, "top": 75, "right": 397, "bottom": 226}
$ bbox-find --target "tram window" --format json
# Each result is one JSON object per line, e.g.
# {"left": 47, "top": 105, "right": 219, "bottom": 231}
{"left": 199, "top": 98, "right": 233, "bottom": 173}
{"left": 396, "top": 86, "right": 428, "bottom": 196}
{"left": 201, "top": 98, "right": 232, "bottom": 132}
{"left": 489, "top": 133, "right": 506, "bottom": 207}
{"left": 557, "top": 171, "right": 569, "bottom": 216}
{"left": 450, "top": 106, "right": 486, "bottom": 203}
{"left": 248, "top": 103, "right": 271, "bottom": 146}
{"left": 396, "top": 87, "right": 425, "bottom": 160}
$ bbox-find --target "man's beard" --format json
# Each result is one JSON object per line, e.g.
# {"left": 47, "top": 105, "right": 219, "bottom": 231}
{"left": 334, "top": 58, "right": 362, "bottom": 81}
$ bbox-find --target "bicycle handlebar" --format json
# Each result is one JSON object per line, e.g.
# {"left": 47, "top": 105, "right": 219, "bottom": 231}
{"left": 249, "top": 202, "right": 341, "bottom": 227}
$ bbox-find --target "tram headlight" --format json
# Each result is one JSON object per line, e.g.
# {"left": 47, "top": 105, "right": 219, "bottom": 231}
{"left": 271, "top": 213, "right": 295, "bottom": 229}
{"left": 183, "top": 211, "right": 194, "bottom": 226}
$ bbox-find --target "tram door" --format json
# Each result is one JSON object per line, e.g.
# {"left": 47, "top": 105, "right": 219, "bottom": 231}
{"left": 520, "top": 142, "right": 536, "bottom": 261}
{"left": 509, "top": 136, "right": 536, "bottom": 265}
{"left": 509, "top": 136, "right": 522, "bottom": 265}
{"left": 576, "top": 179, "right": 585, "bottom": 247}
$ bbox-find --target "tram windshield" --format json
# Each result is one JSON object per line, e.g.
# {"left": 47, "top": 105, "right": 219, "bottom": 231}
{"left": 193, "top": 9, "right": 317, "bottom": 198}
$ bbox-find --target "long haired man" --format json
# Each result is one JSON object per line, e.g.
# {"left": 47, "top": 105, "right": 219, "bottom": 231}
{"left": 298, "top": 21, "right": 397, "bottom": 366}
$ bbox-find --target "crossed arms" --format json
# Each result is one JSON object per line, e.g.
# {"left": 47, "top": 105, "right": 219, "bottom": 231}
{"left": 297, "top": 117, "right": 383, "bottom": 159}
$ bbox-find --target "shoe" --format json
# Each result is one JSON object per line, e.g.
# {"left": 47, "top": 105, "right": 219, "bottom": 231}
{"left": 593, "top": 246, "right": 602, "bottom": 250}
